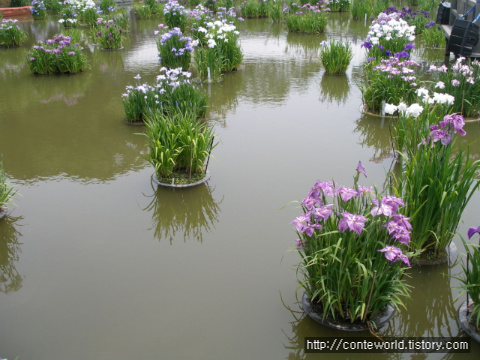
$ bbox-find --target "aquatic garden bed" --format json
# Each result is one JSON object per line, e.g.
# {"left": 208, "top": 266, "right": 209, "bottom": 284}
{"left": 152, "top": 170, "right": 211, "bottom": 188}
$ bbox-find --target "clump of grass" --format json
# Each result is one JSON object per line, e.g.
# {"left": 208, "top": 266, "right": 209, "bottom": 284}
{"left": 143, "top": 111, "right": 217, "bottom": 183}
{"left": 320, "top": 39, "right": 352, "bottom": 74}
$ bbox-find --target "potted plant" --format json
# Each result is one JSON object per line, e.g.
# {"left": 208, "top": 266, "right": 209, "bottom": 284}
{"left": 291, "top": 162, "right": 411, "bottom": 330}
{"left": 143, "top": 111, "right": 217, "bottom": 186}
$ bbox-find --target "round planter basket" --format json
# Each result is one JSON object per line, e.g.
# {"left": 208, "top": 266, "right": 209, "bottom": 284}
{"left": 152, "top": 171, "right": 211, "bottom": 188}
{"left": 412, "top": 241, "right": 458, "bottom": 266}
{"left": 302, "top": 293, "right": 395, "bottom": 331}
{"left": 458, "top": 301, "right": 480, "bottom": 343}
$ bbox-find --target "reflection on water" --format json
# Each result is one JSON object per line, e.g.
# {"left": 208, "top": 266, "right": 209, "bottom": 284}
{"left": 0, "top": 216, "right": 24, "bottom": 294}
{"left": 144, "top": 183, "right": 222, "bottom": 244}
{"left": 386, "top": 265, "right": 460, "bottom": 339}
{"left": 354, "top": 112, "right": 393, "bottom": 163}
{"left": 319, "top": 72, "right": 350, "bottom": 106}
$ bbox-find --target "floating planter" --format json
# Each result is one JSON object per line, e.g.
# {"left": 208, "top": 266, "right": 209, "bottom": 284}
{"left": 302, "top": 293, "right": 395, "bottom": 331}
{"left": 290, "top": 163, "right": 411, "bottom": 329}
{"left": 143, "top": 112, "right": 217, "bottom": 187}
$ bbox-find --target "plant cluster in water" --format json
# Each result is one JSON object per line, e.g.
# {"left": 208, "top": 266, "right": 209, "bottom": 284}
{"left": 156, "top": 26, "right": 196, "bottom": 71}
{"left": 291, "top": 163, "right": 411, "bottom": 325}
{"left": 27, "top": 34, "right": 87, "bottom": 75}
{"left": 0, "top": 19, "right": 27, "bottom": 48}
{"left": 284, "top": 2, "right": 330, "bottom": 34}
{"left": 143, "top": 111, "right": 217, "bottom": 183}
{"left": 95, "top": 18, "right": 124, "bottom": 49}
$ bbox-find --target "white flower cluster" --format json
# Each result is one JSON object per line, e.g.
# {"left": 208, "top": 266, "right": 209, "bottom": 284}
{"left": 62, "top": 0, "right": 96, "bottom": 11}
{"left": 384, "top": 102, "right": 424, "bottom": 118}
{"left": 416, "top": 87, "right": 455, "bottom": 106}
{"left": 366, "top": 12, "right": 415, "bottom": 45}
{"left": 202, "top": 20, "right": 239, "bottom": 48}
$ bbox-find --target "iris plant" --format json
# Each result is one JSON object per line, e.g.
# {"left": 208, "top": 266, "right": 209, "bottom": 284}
{"left": 292, "top": 162, "right": 411, "bottom": 325}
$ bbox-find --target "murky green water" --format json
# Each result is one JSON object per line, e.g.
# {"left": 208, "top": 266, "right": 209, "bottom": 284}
{"left": 1, "top": 10, "right": 480, "bottom": 359}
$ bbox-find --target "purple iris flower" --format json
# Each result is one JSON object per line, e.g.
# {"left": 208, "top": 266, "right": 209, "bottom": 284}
{"left": 404, "top": 43, "right": 415, "bottom": 51}
{"left": 468, "top": 226, "right": 480, "bottom": 239}
{"left": 356, "top": 161, "right": 367, "bottom": 178}
{"left": 337, "top": 186, "right": 358, "bottom": 202}
{"left": 385, "top": 50, "right": 392, "bottom": 56}
{"left": 394, "top": 51, "right": 410, "bottom": 59}
{"left": 312, "top": 204, "right": 334, "bottom": 222}
{"left": 338, "top": 212, "right": 367, "bottom": 235}
{"left": 378, "top": 245, "right": 409, "bottom": 265}
{"left": 430, "top": 129, "right": 452, "bottom": 145}
{"left": 361, "top": 41, "right": 373, "bottom": 50}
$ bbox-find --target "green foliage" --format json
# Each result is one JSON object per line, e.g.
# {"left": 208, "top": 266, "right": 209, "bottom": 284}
{"left": 430, "top": 58, "right": 480, "bottom": 118}
{"left": 81, "top": 7, "right": 99, "bottom": 27}
{"left": 44, "top": 0, "right": 63, "bottom": 13}
{"left": 391, "top": 108, "right": 480, "bottom": 259}
{"left": 0, "top": 156, "right": 16, "bottom": 211}
{"left": 240, "top": 0, "right": 270, "bottom": 18}
{"left": 95, "top": 18, "right": 123, "bottom": 49}
{"left": 164, "top": 0, "right": 188, "bottom": 32}
{"left": 456, "top": 237, "right": 480, "bottom": 328}
{"left": 320, "top": 39, "right": 352, "bottom": 74}
{"left": 0, "top": 19, "right": 27, "bottom": 48}
{"left": 268, "top": 0, "right": 283, "bottom": 22}
{"left": 157, "top": 28, "right": 193, "bottom": 71}
{"left": 143, "top": 112, "right": 217, "bottom": 181}
{"left": 193, "top": 21, "right": 242, "bottom": 81}
{"left": 10, "top": 0, "right": 29, "bottom": 6}
{"left": 99, "top": 0, "right": 116, "bottom": 14}
{"left": 327, "top": 0, "right": 350, "bottom": 12}
{"left": 423, "top": 23, "right": 445, "bottom": 48}
{"left": 285, "top": 5, "right": 329, "bottom": 34}
{"left": 360, "top": 57, "right": 422, "bottom": 113}
{"left": 27, "top": 34, "right": 87, "bottom": 75}
{"left": 135, "top": 0, "right": 164, "bottom": 19}
{"left": 351, "top": 0, "right": 387, "bottom": 20}
{"left": 123, "top": 68, "right": 208, "bottom": 123}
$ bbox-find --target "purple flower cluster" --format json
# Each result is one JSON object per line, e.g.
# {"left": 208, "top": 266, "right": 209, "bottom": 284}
{"left": 30, "top": 34, "right": 80, "bottom": 57}
{"left": 291, "top": 162, "right": 411, "bottom": 266}
{"left": 159, "top": 27, "right": 195, "bottom": 55}
{"left": 420, "top": 114, "right": 466, "bottom": 147}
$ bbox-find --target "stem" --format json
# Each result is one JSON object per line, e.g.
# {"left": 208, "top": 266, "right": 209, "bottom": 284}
{"left": 364, "top": 270, "right": 377, "bottom": 323}
{"left": 189, "top": 143, "right": 192, "bottom": 183}
{"left": 204, "top": 137, "right": 214, "bottom": 172}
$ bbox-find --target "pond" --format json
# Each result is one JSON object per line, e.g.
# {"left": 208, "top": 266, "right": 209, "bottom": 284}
{"left": 1, "top": 10, "right": 480, "bottom": 359}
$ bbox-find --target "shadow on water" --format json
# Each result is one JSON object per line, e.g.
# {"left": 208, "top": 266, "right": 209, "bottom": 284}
{"left": 0, "top": 215, "right": 24, "bottom": 294}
